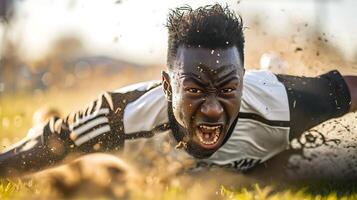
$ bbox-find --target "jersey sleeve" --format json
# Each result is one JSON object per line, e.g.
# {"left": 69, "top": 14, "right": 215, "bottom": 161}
{"left": 276, "top": 70, "right": 351, "bottom": 139}
{"left": 0, "top": 81, "right": 163, "bottom": 176}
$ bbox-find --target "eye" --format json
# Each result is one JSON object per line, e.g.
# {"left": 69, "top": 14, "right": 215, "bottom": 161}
{"left": 220, "top": 88, "right": 235, "bottom": 94}
{"left": 186, "top": 88, "right": 203, "bottom": 94}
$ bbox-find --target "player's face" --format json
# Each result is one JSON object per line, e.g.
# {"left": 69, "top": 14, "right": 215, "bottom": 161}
{"left": 163, "top": 46, "right": 244, "bottom": 154}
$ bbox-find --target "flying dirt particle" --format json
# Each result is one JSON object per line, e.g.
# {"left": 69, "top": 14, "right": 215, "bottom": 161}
{"left": 316, "top": 51, "right": 320, "bottom": 56}
{"left": 198, "top": 66, "right": 204, "bottom": 72}
{"left": 295, "top": 47, "right": 303, "bottom": 52}
{"left": 115, "top": 0, "right": 122, "bottom": 3}
{"left": 115, "top": 107, "right": 122, "bottom": 114}
{"left": 324, "top": 39, "right": 328, "bottom": 43}
{"left": 304, "top": 23, "right": 308, "bottom": 27}
{"left": 113, "top": 37, "right": 118, "bottom": 43}
{"left": 93, "top": 143, "right": 101, "bottom": 151}
{"left": 175, "top": 141, "right": 187, "bottom": 149}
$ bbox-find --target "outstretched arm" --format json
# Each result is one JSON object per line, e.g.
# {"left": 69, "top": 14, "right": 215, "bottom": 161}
{"left": 276, "top": 70, "right": 352, "bottom": 140}
{"left": 343, "top": 76, "right": 357, "bottom": 112}
{"left": 0, "top": 92, "right": 124, "bottom": 177}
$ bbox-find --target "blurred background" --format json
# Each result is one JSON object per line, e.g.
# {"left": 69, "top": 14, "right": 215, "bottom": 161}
{"left": 0, "top": 0, "right": 357, "bottom": 141}
{"left": 1, "top": 0, "right": 357, "bottom": 93}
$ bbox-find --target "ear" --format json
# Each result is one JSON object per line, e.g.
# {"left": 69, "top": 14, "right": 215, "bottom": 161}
{"left": 161, "top": 71, "right": 172, "bottom": 102}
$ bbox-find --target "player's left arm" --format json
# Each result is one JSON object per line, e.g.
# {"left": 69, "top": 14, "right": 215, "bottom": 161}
{"left": 276, "top": 70, "right": 353, "bottom": 140}
{"left": 342, "top": 76, "right": 357, "bottom": 112}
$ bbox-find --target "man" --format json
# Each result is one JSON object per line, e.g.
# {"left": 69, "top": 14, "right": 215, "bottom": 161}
{"left": 0, "top": 4, "right": 356, "bottom": 177}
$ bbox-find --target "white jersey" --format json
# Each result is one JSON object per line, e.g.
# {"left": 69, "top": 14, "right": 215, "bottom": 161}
{"left": 24, "top": 70, "right": 290, "bottom": 172}
{"left": 120, "top": 70, "right": 290, "bottom": 171}
{"left": 5, "top": 69, "right": 351, "bottom": 176}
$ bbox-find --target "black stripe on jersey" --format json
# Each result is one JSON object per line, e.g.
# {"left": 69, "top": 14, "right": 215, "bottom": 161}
{"left": 238, "top": 112, "right": 290, "bottom": 127}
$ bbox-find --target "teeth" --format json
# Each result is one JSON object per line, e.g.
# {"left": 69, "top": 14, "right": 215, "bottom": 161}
{"left": 199, "top": 125, "right": 221, "bottom": 130}
{"left": 197, "top": 125, "right": 222, "bottom": 145}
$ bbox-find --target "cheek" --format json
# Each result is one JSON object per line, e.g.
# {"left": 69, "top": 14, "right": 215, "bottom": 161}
{"left": 171, "top": 90, "right": 190, "bottom": 127}
{"left": 220, "top": 93, "right": 242, "bottom": 119}
{"left": 171, "top": 91, "right": 200, "bottom": 127}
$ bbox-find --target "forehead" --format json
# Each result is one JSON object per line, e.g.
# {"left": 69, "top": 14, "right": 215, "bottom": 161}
{"left": 173, "top": 46, "right": 243, "bottom": 76}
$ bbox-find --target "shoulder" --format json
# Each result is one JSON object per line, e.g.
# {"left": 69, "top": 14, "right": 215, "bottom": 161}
{"left": 113, "top": 80, "right": 162, "bottom": 94}
{"left": 110, "top": 80, "right": 168, "bottom": 135}
{"left": 242, "top": 70, "right": 289, "bottom": 121}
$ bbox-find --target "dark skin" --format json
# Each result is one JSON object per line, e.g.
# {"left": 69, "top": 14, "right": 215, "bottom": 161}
{"left": 162, "top": 46, "right": 244, "bottom": 157}
{"left": 162, "top": 45, "right": 357, "bottom": 175}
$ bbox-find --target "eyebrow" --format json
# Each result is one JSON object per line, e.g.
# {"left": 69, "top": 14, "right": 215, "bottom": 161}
{"left": 180, "top": 68, "right": 241, "bottom": 87}
{"left": 180, "top": 74, "right": 209, "bottom": 87}
{"left": 216, "top": 76, "right": 240, "bottom": 88}
{"left": 197, "top": 64, "right": 239, "bottom": 74}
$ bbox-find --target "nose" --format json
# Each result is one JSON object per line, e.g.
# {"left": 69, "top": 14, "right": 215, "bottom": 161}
{"left": 200, "top": 96, "right": 224, "bottom": 122}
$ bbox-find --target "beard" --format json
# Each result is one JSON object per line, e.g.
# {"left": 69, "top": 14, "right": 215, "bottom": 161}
{"left": 167, "top": 102, "right": 238, "bottom": 159}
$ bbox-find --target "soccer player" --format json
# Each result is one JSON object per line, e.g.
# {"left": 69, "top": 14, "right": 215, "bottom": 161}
{"left": 0, "top": 4, "right": 356, "bottom": 177}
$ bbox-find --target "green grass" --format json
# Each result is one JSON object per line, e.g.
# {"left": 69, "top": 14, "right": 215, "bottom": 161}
{"left": 1, "top": 180, "right": 357, "bottom": 200}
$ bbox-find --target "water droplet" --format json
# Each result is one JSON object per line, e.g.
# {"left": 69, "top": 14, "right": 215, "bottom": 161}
{"left": 211, "top": 50, "right": 215, "bottom": 54}
{"left": 217, "top": 53, "right": 220, "bottom": 57}
{"left": 216, "top": 60, "right": 220, "bottom": 64}
{"left": 225, "top": 41, "right": 229, "bottom": 45}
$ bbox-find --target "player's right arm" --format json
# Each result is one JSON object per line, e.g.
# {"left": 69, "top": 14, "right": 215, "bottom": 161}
{"left": 0, "top": 91, "right": 125, "bottom": 177}
{"left": 0, "top": 80, "right": 168, "bottom": 177}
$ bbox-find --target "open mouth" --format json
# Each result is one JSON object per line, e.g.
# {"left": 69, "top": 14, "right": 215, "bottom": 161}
{"left": 195, "top": 124, "right": 223, "bottom": 147}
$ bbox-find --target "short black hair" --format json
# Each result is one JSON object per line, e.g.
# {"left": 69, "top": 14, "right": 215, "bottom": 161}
{"left": 166, "top": 4, "right": 245, "bottom": 68}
